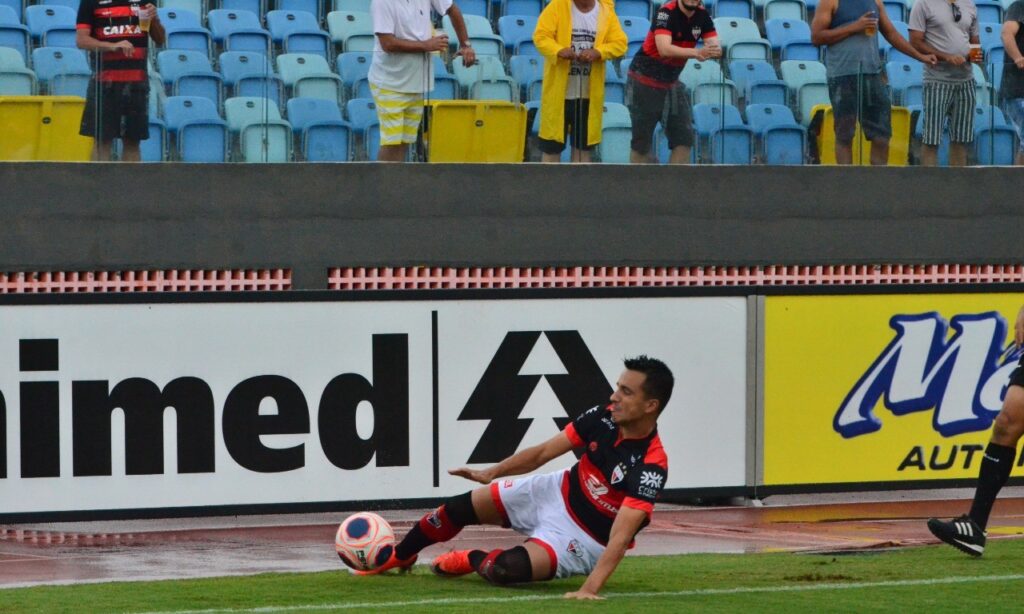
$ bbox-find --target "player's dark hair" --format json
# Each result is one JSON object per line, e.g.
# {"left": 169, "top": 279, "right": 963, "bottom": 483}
{"left": 624, "top": 355, "right": 674, "bottom": 413}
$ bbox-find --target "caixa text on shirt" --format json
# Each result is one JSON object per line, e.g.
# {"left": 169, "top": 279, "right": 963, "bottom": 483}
{"left": 1, "top": 335, "right": 410, "bottom": 479}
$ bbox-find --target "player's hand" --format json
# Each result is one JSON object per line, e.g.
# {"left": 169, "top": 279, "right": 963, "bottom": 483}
{"left": 564, "top": 590, "right": 604, "bottom": 600}
{"left": 1014, "top": 305, "right": 1024, "bottom": 347}
{"left": 854, "top": 11, "right": 878, "bottom": 33}
{"left": 945, "top": 53, "right": 966, "bottom": 66}
{"left": 424, "top": 35, "right": 449, "bottom": 52}
{"left": 576, "top": 48, "right": 601, "bottom": 63}
{"left": 557, "top": 47, "right": 576, "bottom": 60}
{"left": 448, "top": 467, "right": 492, "bottom": 484}
{"left": 918, "top": 53, "right": 938, "bottom": 66}
{"left": 110, "top": 40, "right": 135, "bottom": 56}
{"left": 1015, "top": 56, "right": 1024, "bottom": 70}
{"left": 455, "top": 45, "right": 476, "bottom": 66}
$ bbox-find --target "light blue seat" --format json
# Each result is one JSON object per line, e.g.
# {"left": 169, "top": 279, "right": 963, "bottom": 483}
{"left": 882, "top": 0, "right": 907, "bottom": 22}
{"left": 599, "top": 101, "right": 632, "bottom": 163}
{"left": 0, "top": 5, "right": 29, "bottom": 62}
{"left": 452, "top": 53, "right": 513, "bottom": 97}
{"left": 221, "top": 0, "right": 263, "bottom": 14}
{"left": 745, "top": 103, "right": 806, "bottom": 164}
{"left": 345, "top": 96, "right": 377, "bottom": 133}
{"left": 157, "top": 49, "right": 223, "bottom": 106}
{"left": 508, "top": 53, "right": 543, "bottom": 101}
{"left": 975, "top": 121, "right": 1018, "bottom": 164}
{"left": 516, "top": 39, "right": 540, "bottom": 56}
{"left": 31, "top": 46, "right": 91, "bottom": 96}
{"left": 693, "top": 102, "right": 753, "bottom": 163}
{"left": 605, "top": 67, "right": 625, "bottom": 104}
{"left": 975, "top": 0, "right": 1002, "bottom": 24}
{"left": 40, "top": 0, "right": 80, "bottom": 7}
{"left": 500, "top": 0, "right": 543, "bottom": 17}
{"left": 158, "top": 8, "right": 213, "bottom": 55}
{"left": 326, "top": 10, "right": 375, "bottom": 52}
{"left": 219, "top": 50, "right": 285, "bottom": 108}
{"left": 365, "top": 118, "right": 380, "bottom": 160}
{"left": 878, "top": 20, "right": 908, "bottom": 60}
{"left": 224, "top": 96, "right": 293, "bottom": 162}
{"left": 497, "top": 15, "right": 538, "bottom": 53}
{"left": 141, "top": 118, "right": 166, "bottom": 162}
{"left": 266, "top": 10, "right": 331, "bottom": 59}
{"left": 714, "top": 17, "right": 771, "bottom": 61}
{"left": 0, "top": 0, "right": 21, "bottom": 20}
{"left": 615, "top": 0, "right": 652, "bottom": 18}
{"left": 0, "top": 45, "right": 36, "bottom": 94}
{"left": 457, "top": 0, "right": 490, "bottom": 18}
{"left": 277, "top": 52, "right": 344, "bottom": 103}
{"left": 332, "top": 0, "right": 371, "bottom": 11}
{"left": 159, "top": 0, "right": 204, "bottom": 18}
{"left": 24, "top": 5, "right": 74, "bottom": 44}
{"left": 779, "top": 59, "right": 828, "bottom": 122}
{"left": 714, "top": 0, "right": 754, "bottom": 18}
{"left": 430, "top": 74, "right": 459, "bottom": 99}
{"left": 163, "top": 95, "right": 229, "bottom": 162}
{"left": 274, "top": 0, "right": 319, "bottom": 18}
{"left": 208, "top": 9, "right": 272, "bottom": 55}
{"left": 885, "top": 61, "right": 922, "bottom": 106}
{"left": 619, "top": 16, "right": 650, "bottom": 53}
{"left": 286, "top": 97, "right": 352, "bottom": 161}
{"left": 764, "top": 0, "right": 805, "bottom": 21}
{"left": 728, "top": 59, "right": 786, "bottom": 105}
{"left": 680, "top": 58, "right": 738, "bottom": 106}
{"left": 336, "top": 50, "right": 372, "bottom": 99}
{"left": 442, "top": 14, "right": 504, "bottom": 59}
{"left": 765, "top": 18, "right": 813, "bottom": 60}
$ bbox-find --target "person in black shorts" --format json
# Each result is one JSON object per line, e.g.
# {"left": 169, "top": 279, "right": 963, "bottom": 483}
{"left": 625, "top": 0, "right": 720, "bottom": 164}
{"left": 76, "top": 0, "right": 165, "bottom": 161}
{"left": 928, "top": 305, "right": 1024, "bottom": 557}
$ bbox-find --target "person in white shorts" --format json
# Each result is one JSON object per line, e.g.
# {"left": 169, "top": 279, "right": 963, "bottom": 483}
{"left": 368, "top": 0, "right": 476, "bottom": 162}
{"left": 357, "top": 356, "right": 673, "bottom": 601}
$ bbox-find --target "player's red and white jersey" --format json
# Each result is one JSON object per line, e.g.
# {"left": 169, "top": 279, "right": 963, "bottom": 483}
{"left": 561, "top": 405, "right": 668, "bottom": 545}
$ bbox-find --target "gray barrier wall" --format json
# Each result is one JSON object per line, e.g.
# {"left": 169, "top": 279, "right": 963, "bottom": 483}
{"left": 2, "top": 163, "right": 1022, "bottom": 289}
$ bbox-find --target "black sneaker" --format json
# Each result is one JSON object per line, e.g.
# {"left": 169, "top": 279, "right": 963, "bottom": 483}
{"left": 927, "top": 515, "right": 986, "bottom": 557}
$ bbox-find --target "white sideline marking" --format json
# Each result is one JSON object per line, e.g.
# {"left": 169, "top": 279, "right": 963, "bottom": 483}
{"left": 134, "top": 574, "right": 1024, "bottom": 614}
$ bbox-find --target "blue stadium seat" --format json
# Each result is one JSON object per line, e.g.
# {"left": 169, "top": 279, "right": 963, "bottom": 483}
{"left": 508, "top": 54, "right": 543, "bottom": 101}
{"left": 336, "top": 50, "right": 372, "bottom": 99}
{"left": 40, "top": 0, "right": 81, "bottom": 10}
{"left": 286, "top": 97, "right": 352, "bottom": 161}
{"left": 163, "top": 95, "right": 229, "bottom": 162}
{"left": 605, "top": 67, "right": 625, "bottom": 104}
{"left": 615, "top": 0, "right": 652, "bottom": 18}
{"left": 0, "top": 5, "right": 30, "bottom": 62}
{"left": 457, "top": 0, "right": 490, "bottom": 18}
{"left": 714, "top": 0, "right": 754, "bottom": 18}
{"left": 763, "top": 0, "right": 805, "bottom": 21}
{"left": 277, "top": 52, "right": 343, "bottom": 103}
{"left": 500, "top": 0, "right": 543, "bottom": 17}
{"left": 364, "top": 118, "right": 380, "bottom": 160}
{"left": 157, "top": 49, "right": 224, "bottom": 106}
{"left": 24, "top": 5, "right": 75, "bottom": 45}
{"left": 693, "top": 102, "right": 753, "bottom": 163}
{"left": 619, "top": 16, "right": 650, "bottom": 57}
{"left": 326, "top": 10, "right": 375, "bottom": 52}
{"left": 0, "top": 45, "right": 36, "bottom": 94}
{"left": 975, "top": 108, "right": 1018, "bottom": 164}
{"left": 885, "top": 61, "right": 922, "bottom": 106}
{"left": 497, "top": 15, "right": 538, "bottom": 53}
{"left": 221, "top": 0, "right": 264, "bottom": 15}
{"left": 877, "top": 20, "right": 908, "bottom": 61}
{"left": 208, "top": 9, "right": 272, "bottom": 55}
{"left": 0, "top": 0, "right": 21, "bottom": 20}
{"left": 714, "top": 17, "right": 771, "bottom": 61}
{"left": 598, "top": 101, "right": 632, "bottom": 163}
{"left": 274, "top": 0, "right": 320, "bottom": 18}
{"left": 161, "top": 0, "right": 204, "bottom": 18}
{"left": 680, "top": 59, "right": 738, "bottom": 106}
{"left": 765, "top": 18, "right": 814, "bottom": 60}
{"left": 443, "top": 14, "right": 504, "bottom": 59}
{"left": 141, "top": 118, "right": 167, "bottom": 162}
{"left": 882, "top": 0, "right": 907, "bottom": 22}
{"left": 224, "top": 96, "right": 293, "bottom": 162}
{"left": 728, "top": 60, "right": 786, "bottom": 105}
{"left": 332, "top": 0, "right": 371, "bottom": 12}
{"left": 158, "top": 8, "right": 213, "bottom": 56}
{"left": 31, "top": 46, "right": 91, "bottom": 96}
{"left": 345, "top": 97, "right": 377, "bottom": 133}
{"left": 975, "top": 0, "right": 1002, "bottom": 24}
{"left": 219, "top": 50, "right": 285, "bottom": 108}
{"left": 745, "top": 103, "right": 806, "bottom": 164}
{"left": 266, "top": 10, "right": 331, "bottom": 59}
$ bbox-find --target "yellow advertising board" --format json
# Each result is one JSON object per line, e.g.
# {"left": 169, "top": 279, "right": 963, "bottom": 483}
{"left": 764, "top": 293, "right": 1024, "bottom": 487}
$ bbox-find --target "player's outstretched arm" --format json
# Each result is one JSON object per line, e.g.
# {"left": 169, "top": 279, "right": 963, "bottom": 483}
{"left": 565, "top": 506, "right": 648, "bottom": 600}
{"left": 449, "top": 431, "right": 574, "bottom": 484}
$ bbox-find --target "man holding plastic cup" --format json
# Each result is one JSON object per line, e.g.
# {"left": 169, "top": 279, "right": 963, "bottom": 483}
{"left": 76, "top": 1, "right": 164, "bottom": 161}
{"left": 811, "top": 0, "right": 936, "bottom": 165}
{"left": 909, "top": 0, "right": 980, "bottom": 166}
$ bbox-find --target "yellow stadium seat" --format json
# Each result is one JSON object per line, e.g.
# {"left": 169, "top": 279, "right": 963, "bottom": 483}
{"left": 813, "top": 104, "right": 911, "bottom": 166}
{"left": 424, "top": 100, "right": 526, "bottom": 163}
{"left": 0, "top": 96, "right": 92, "bottom": 161}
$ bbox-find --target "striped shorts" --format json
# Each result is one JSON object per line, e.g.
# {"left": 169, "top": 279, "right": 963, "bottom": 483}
{"left": 369, "top": 84, "right": 424, "bottom": 146}
{"left": 921, "top": 80, "right": 976, "bottom": 146}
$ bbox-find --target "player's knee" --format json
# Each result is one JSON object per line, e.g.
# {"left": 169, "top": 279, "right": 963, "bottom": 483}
{"left": 477, "top": 546, "right": 532, "bottom": 585}
{"left": 992, "top": 410, "right": 1023, "bottom": 443}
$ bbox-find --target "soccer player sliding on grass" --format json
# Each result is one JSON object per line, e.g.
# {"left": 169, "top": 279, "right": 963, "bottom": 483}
{"left": 929, "top": 304, "right": 1024, "bottom": 557}
{"left": 358, "top": 356, "right": 673, "bottom": 600}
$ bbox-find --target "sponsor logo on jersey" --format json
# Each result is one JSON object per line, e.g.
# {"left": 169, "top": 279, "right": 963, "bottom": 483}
{"left": 589, "top": 441, "right": 598, "bottom": 452}
{"left": 584, "top": 473, "right": 608, "bottom": 498}
{"left": 610, "top": 464, "right": 625, "bottom": 485}
{"left": 640, "top": 470, "right": 663, "bottom": 489}
{"left": 630, "top": 454, "right": 639, "bottom": 465}
{"left": 655, "top": 10, "right": 669, "bottom": 28}
{"left": 504, "top": 479, "right": 513, "bottom": 488}
{"left": 101, "top": 25, "right": 142, "bottom": 36}
{"left": 427, "top": 509, "right": 442, "bottom": 528}
{"left": 691, "top": 26, "right": 702, "bottom": 38}
{"left": 601, "top": 417, "right": 615, "bottom": 430}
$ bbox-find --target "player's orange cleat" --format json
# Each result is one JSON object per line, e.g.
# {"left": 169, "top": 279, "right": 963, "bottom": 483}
{"left": 352, "top": 552, "right": 417, "bottom": 576}
{"left": 430, "top": 550, "right": 475, "bottom": 577}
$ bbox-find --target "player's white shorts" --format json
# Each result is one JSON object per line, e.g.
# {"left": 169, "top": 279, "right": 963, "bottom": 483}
{"left": 490, "top": 470, "right": 605, "bottom": 579}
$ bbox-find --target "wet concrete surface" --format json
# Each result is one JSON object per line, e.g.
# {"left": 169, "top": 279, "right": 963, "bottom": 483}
{"left": 4, "top": 490, "right": 1024, "bottom": 589}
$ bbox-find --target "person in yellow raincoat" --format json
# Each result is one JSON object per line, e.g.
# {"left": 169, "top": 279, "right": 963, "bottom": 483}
{"left": 533, "top": 0, "right": 627, "bottom": 162}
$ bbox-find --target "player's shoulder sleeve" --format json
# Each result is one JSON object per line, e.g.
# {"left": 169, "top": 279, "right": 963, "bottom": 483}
{"left": 370, "top": 0, "right": 396, "bottom": 34}
{"left": 653, "top": 5, "right": 673, "bottom": 33}
{"left": 702, "top": 11, "right": 716, "bottom": 33}
{"left": 622, "top": 436, "right": 668, "bottom": 514}
{"left": 1009, "top": 1, "right": 1024, "bottom": 23}
{"left": 76, "top": 0, "right": 96, "bottom": 29}
{"left": 563, "top": 404, "right": 608, "bottom": 448}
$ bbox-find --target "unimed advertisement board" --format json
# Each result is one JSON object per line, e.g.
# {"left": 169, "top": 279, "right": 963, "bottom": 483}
{"left": 0, "top": 293, "right": 748, "bottom": 519}
{"left": 763, "top": 292, "right": 1024, "bottom": 490}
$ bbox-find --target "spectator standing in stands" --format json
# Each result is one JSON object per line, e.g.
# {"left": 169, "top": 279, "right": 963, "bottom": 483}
{"left": 909, "top": 0, "right": 980, "bottom": 166}
{"left": 533, "top": 0, "right": 627, "bottom": 162}
{"left": 369, "top": 0, "right": 475, "bottom": 162}
{"left": 625, "top": 0, "right": 721, "bottom": 164}
{"left": 1001, "top": 0, "right": 1024, "bottom": 165}
{"left": 76, "top": 0, "right": 165, "bottom": 162}
{"left": 811, "top": 0, "right": 937, "bottom": 164}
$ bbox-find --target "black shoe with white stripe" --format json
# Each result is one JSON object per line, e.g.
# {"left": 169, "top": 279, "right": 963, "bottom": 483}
{"left": 927, "top": 515, "right": 986, "bottom": 557}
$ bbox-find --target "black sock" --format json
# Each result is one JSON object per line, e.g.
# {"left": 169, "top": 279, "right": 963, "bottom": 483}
{"left": 467, "top": 549, "right": 487, "bottom": 568}
{"left": 395, "top": 492, "right": 478, "bottom": 560}
{"left": 968, "top": 442, "right": 1016, "bottom": 530}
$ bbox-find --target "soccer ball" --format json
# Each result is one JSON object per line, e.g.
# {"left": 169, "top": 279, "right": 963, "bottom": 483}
{"left": 335, "top": 512, "right": 395, "bottom": 572}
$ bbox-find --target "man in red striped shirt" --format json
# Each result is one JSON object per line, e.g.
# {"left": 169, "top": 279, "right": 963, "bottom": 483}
{"left": 76, "top": 0, "right": 165, "bottom": 161}
{"left": 358, "top": 356, "right": 673, "bottom": 601}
